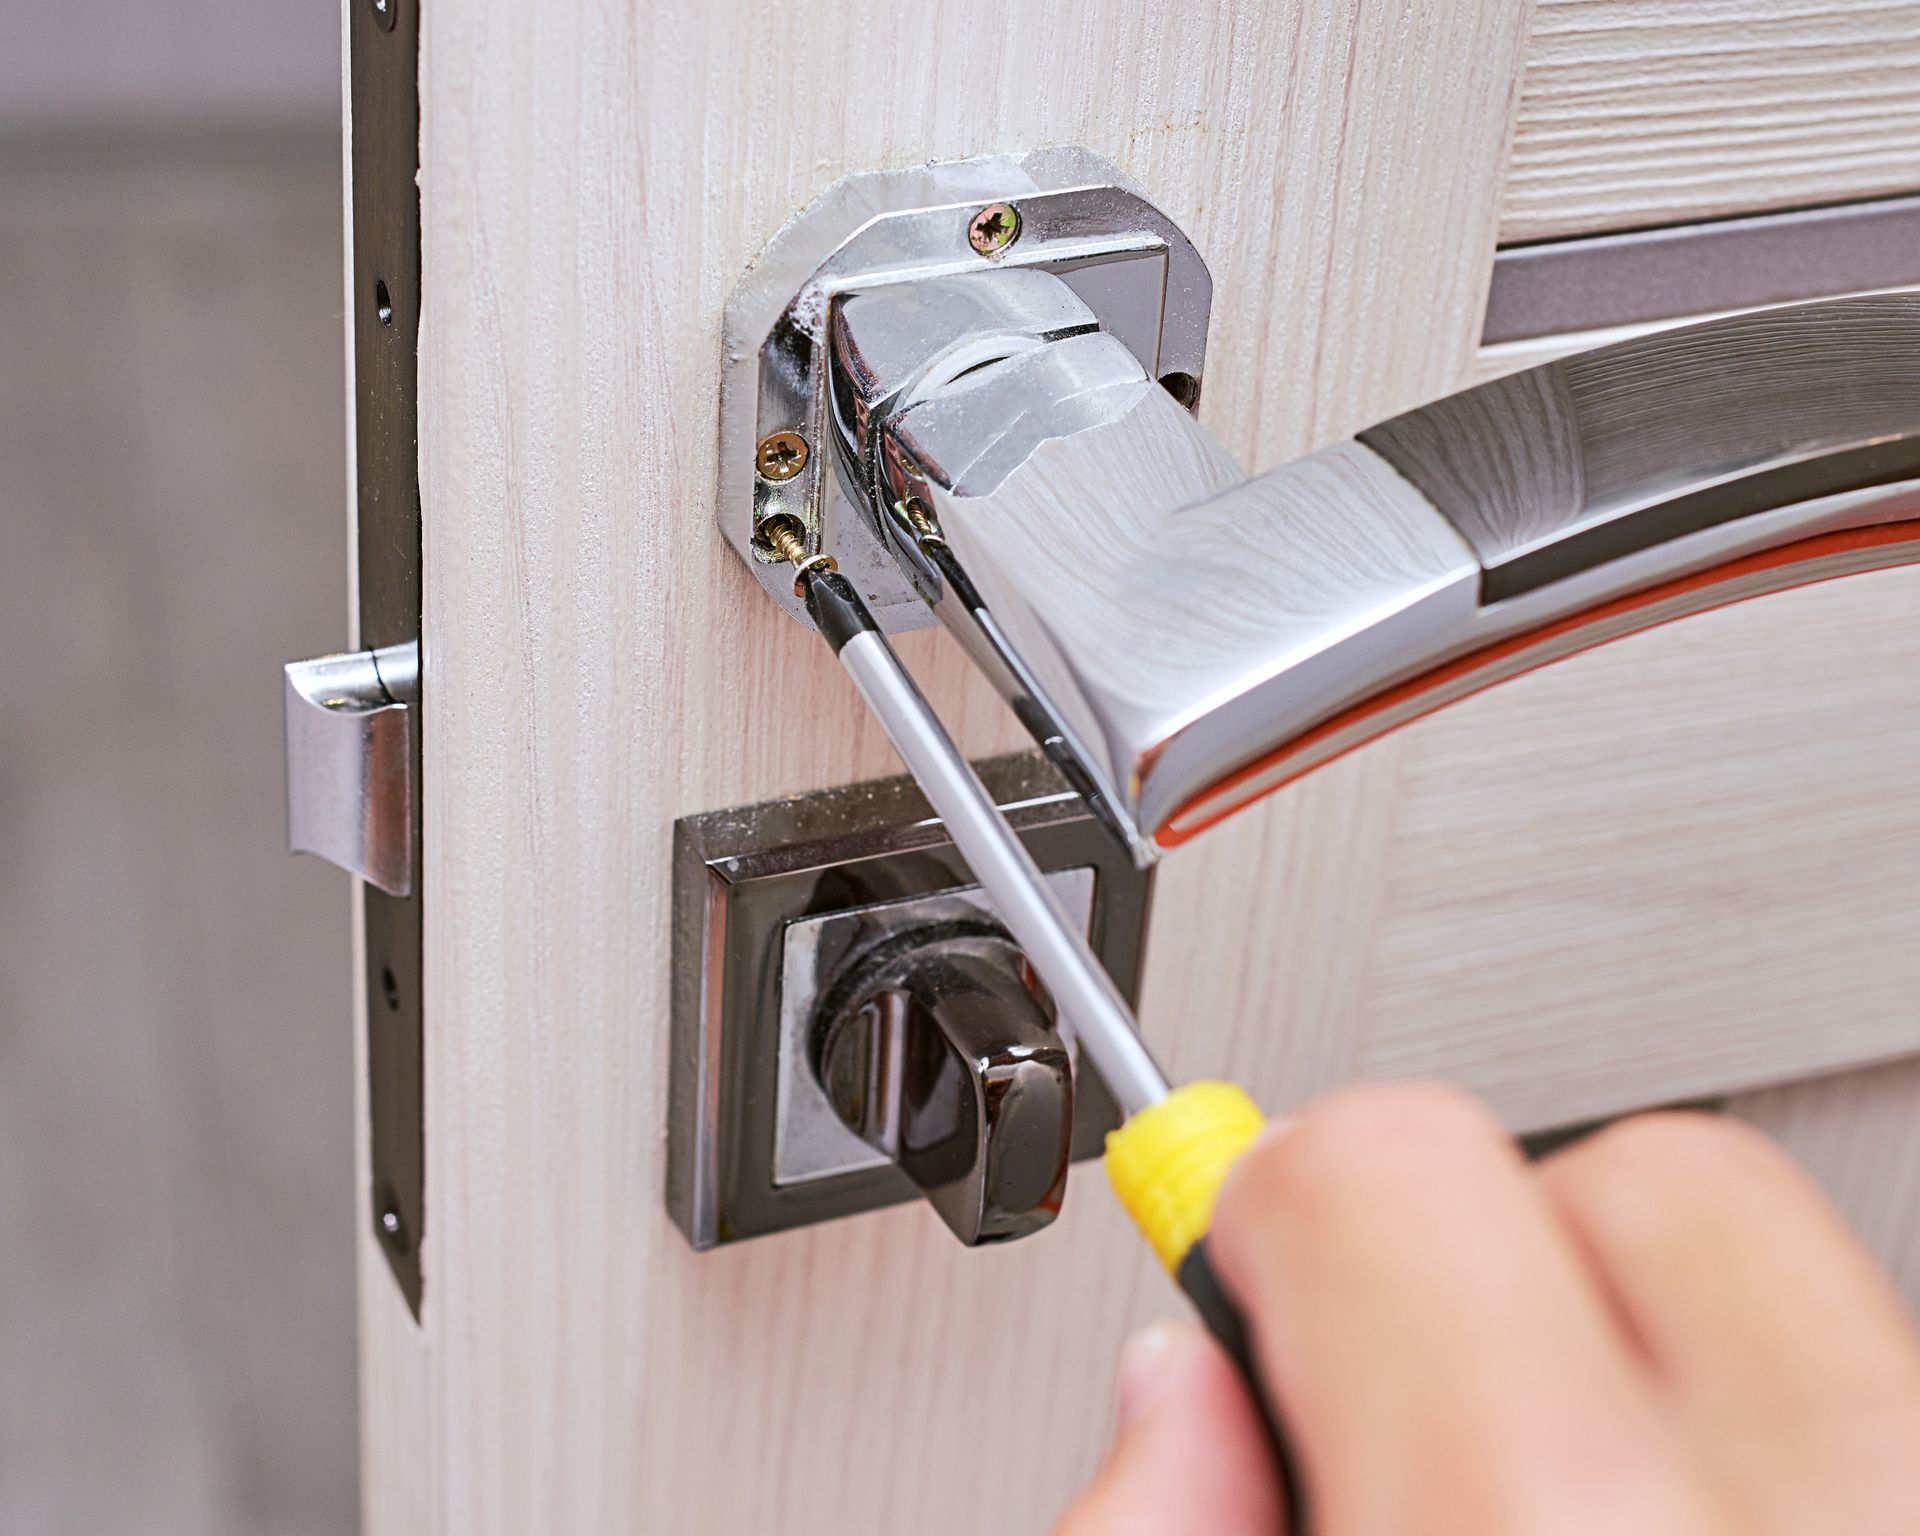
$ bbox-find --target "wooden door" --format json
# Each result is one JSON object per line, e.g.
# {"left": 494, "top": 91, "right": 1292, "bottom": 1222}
{"left": 356, "top": 1, "right": 1920, "bottom": 1529}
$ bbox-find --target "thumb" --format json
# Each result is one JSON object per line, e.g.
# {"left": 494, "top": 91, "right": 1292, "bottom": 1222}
{"left": 1056, "top": 1321, "right": 1285, "bottom": 1536}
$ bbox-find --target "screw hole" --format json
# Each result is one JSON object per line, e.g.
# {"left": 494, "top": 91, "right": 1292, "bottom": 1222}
{"left": 381, "top": 966, "right": 401, "bottom": 1010}
{"left": 374, "top": 278, "right": 394, "bottom": 327}
{"left": 1159, "top": 371, "right": 1200, "bottom": 410}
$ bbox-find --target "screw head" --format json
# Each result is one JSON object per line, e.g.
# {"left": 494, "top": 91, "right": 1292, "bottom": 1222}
{"left": 967, "top": 202, "right": 1021, "bottom": 257}
{"left": 376, "top": 1193, "right": 408, "bottom": 1254}
{"left": 369, "top": 0, "right": 396, "bottom": 31}
{"left": 755, "top": 430, "right": 810, "bottom": 482}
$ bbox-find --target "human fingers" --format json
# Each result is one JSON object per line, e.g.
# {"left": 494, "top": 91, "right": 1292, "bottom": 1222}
{"left": 1055, "top": 1321, "right": 1284, "bottom": 1536}
{"left": 1541, "top": 1111, "right": 1920, "bottom": 1535}
{"left": 1210, "top": 1083, "right": 1724, "bottom": 1535}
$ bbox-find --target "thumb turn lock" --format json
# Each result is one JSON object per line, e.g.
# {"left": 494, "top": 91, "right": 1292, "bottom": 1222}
{"left": 812, "top": 923, "right": 1072, "bottom": 1245}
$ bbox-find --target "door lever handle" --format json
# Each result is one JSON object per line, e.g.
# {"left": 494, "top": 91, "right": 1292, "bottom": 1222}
{"left": 721, "top": 153, "right": 1920, "bottom": 862}
{"left": 823, "top": 284, "right": 1920, "bottom": 859}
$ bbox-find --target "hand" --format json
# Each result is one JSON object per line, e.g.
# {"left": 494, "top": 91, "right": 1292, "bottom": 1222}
{"left": 1057, "top": 1082, "right": 1920, "bottom": 1535}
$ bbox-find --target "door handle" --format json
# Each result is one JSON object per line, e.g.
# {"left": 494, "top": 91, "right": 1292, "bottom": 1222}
{"left": 720, "top": 151, "right": 1920, "bottom": 862}
{"left": 811, "top": 281, "right": 1918, "bottom": 860}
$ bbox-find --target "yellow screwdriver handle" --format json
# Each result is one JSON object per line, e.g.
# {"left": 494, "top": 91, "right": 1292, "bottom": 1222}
{"left": 1105, "top": 1080, "right": 1266, "bottom": 1271}
{"left": 1105, "top": 1081, "right": 1307, "bottom": 1530}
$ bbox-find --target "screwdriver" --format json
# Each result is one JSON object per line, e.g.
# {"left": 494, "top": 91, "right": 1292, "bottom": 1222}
{"left": 763, "top": 517, "right": 1306, "bottom": 1530}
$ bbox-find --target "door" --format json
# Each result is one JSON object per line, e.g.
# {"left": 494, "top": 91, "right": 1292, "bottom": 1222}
{"left": 351, "top": 1, "right": 1920, "bottom": 1529}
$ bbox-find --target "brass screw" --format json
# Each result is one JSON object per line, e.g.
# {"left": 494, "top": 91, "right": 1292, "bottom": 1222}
{"left": 898, "top": 497, "right": 943, "bottom": 545}
{"left": 758, "top": 513, "right": 809, "bottom": 565}
{"left": 757, "top": 513, "right": 837, "bottom": 594}
{"left": 755, "top": 430, "right": 810, "bottom": 482}
{"left": 967, "top": 202, "right": 1021, "bottom": 257}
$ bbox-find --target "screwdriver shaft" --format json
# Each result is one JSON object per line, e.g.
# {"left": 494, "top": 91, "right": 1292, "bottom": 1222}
{"left": 833, "top": 625, "right": 1171, "bottom": 1117}
{"left": 778, "top": 543, "right": 1302, "bottom": 1525}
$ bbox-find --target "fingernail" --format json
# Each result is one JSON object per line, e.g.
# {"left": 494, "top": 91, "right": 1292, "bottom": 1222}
{"left": 1115, "top": 1322, "right": 1180, "bottom": 1427}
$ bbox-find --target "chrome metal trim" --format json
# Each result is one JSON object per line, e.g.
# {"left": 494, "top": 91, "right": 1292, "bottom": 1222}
{"left": 666, "top": 753, "right": 1151, "bottom": 1249}
{"left": 774, "top": 869, "right": 1094, "bottom": 1189}
{"left": 811, "top": 925, "right": 1077, "bottom": 1246}
{"left": 284, "top": 642, "right": 417, "bottom": 896}
{"left": 717, "top": 146, "right": 1212, "bottom": 631}
{"left": 1365, "top": 294, "right": 1920, "bottom": 600}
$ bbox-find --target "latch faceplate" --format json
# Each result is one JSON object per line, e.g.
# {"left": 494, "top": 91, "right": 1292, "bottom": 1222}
{"left": 282, "top": 0, "right": 425, "bottom": 1318}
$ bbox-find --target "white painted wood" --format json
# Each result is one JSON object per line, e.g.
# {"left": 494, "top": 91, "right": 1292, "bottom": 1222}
{"left": 363, "top": 0, "right": 1920, "bottom": 1530}
{"left": 1504, "top": 0, "right": 1920, "bottom": 242}
{"left": 385, "top": 2, "right": 1538, "bottom": 1531}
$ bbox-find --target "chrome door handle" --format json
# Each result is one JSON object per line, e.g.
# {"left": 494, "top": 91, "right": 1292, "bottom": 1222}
{"left": 797, "top": 279, "right": 1919, "bottom": 860}
{"left": 813, "top": 924, "right": 1073, "bottom": 1245}
{"left": 718, "top": 155, "right": 1919, "bottom": 861}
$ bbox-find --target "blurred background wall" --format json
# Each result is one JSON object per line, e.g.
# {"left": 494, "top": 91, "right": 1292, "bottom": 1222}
{"left": 0, "top": 4, "right": 358, "bottom": 1533}
{"left": 0, "top": 0, "right": 338, "bottom": 132}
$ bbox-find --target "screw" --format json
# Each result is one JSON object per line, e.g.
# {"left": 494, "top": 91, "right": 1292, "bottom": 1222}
{"left": 369, "top": 0, "right": 396, "bottom": 30}
{"left": 968, "top": 202, "right": 1021, "bottom": 257}
{"left": 757, "top": 513, "right": 838, "bottom": 595}
{"left": 898, "top": 497, "right": 943, "bottom": 545}
{"left": 375, "top": 1187, "right": 409, "bottom": 1252}
{"left": 758, "top": 513, "right": 809, "bottom": 565}
{"left": 755, "top": 430, "right": 810, "bottom": 482}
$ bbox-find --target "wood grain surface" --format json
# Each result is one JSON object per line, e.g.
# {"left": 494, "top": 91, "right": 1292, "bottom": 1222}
{"left": 385, "top": 2, "right": 1537, "bottom": 1531}
{"left": 367, "top": 1, "right": 1920, "bottom": 1531}
{"left": 1503, "top": 0, "right": 1920, "bottom": 242}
